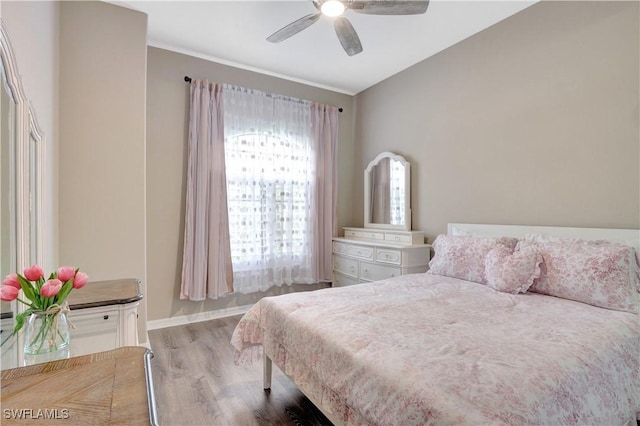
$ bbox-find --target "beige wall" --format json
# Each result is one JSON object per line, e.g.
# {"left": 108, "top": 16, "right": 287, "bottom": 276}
{"left": 146, "top": 47, "right": 354, "bottom": 321}
{"left": 2, "top": 1, "right": 59, "bottom": 270}
{"left": 59, "top": 2, "right": 148, "bottom": 339}
{"left": 353, "top": 1, "right": 640, "bottom": 241}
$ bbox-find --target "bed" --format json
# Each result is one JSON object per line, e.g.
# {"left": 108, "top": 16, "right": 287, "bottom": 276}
{"left": 231, "top": 224, "right": 640, "bottom": 425}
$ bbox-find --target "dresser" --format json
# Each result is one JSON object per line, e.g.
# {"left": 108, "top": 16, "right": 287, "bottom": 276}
{"left": 67, "top": 278, "right": 142, "bottom": 357}
{"left": 332, "top": 227, "right": 431, "bottom": 286}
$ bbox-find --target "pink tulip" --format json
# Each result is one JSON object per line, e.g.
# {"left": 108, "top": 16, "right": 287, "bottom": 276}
{"left": 57, "top": 266, "right": 76, "bottom": 282}
{"left": 0, "top": 285, "right": 19, "bottom": 301}
{"left": 41, "top": 279, "right": 63, "bottom": 298}
{"left": 23, "top": 265, "right": 45, "bottom": 281}
{"left": 73, "top": 272, "right": 89, "bottom": 289}
{"left": 2, "top": 273, "right": 21, "bottom": 290}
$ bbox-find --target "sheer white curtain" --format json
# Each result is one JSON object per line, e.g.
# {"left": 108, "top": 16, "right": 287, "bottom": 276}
{"left": 180, "top": 80, "right": 233, "bottom": 301}
{"left": 223, "top": 84, "right": 338, "bottom": 293}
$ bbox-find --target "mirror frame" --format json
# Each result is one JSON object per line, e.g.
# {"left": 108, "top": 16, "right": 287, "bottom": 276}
{"left": 0, "top": 20, "right": 31, "bottom": 272}
{"left": 1, "top": 19, "right": 45, "bottom": 367}
{"left": 364, "top": 151, "right": 411, "bottom": 231}
{"left": 28, "top": 109, "right": 45, "bottom": 265}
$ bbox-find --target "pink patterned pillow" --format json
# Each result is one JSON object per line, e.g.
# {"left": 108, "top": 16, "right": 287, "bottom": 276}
{"left": 428, "top": 235, "right": 518, "bottom": 284}
{"left": 522, "top": 239, "right": 640, "bottom": 314}
{"left": 484, "top": 245, "right": 542, "bottom": 294}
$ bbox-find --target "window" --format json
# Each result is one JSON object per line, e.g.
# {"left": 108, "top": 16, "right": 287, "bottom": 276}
{"left": 225, "top": 133, "right": 312, "bottom": 264}
{"left": 181, "top": 80, "right": 336, "bottom": 301}
{"left": 223, "top": 85, "right": 315, "bottom": 293}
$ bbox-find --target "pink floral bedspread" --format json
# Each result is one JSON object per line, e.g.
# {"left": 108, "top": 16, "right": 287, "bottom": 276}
{"left": 231, "top": 274, "right": 640, "bottom": 425}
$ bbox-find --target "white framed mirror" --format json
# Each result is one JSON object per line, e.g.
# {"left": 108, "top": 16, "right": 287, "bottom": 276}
{"left": 0, "top": 20, "right": 45, "bottom": 369}
{"left": 364, "top": 152, "right": 411, "bottom": 231}
{"left": 1, "top": 27, "right": 18, "bottom": 355}
{"left": 28, "top": 110, "right": 44, "bottom": 266}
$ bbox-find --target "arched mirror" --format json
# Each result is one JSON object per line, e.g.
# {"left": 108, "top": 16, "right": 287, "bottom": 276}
{"left": 364, "top": 152, "right": 411, "bottom": 231}
{"left": 1, "top": 20, "right": 45, "bottom": 369}
{"left": 1, "top": 32, "right": 17, "bottom": 358}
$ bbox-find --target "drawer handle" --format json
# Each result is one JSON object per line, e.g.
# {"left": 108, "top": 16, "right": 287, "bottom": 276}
{"left": 103, "top": 315, "right": 109, "bottom": 320}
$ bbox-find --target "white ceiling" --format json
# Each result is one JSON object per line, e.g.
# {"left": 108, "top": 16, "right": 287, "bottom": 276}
{"left": 112, "top": 1, "right": 537, "bottom": 95}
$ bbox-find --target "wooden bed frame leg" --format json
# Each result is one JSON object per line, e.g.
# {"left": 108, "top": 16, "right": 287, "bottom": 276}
{"left": 263, "top": 353, "right": 272, "bottom": 391}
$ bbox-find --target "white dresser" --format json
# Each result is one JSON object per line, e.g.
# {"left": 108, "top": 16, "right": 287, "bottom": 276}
{"left": 332, "top": 227, "right": 431, "bottom": 286}
{"left": 67, "top": 278, "right": 142, "bottom": 356}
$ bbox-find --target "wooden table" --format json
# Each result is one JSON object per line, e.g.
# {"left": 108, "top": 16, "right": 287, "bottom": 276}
{"left": 1, "top": 346, "right": 158, "bottom": 425}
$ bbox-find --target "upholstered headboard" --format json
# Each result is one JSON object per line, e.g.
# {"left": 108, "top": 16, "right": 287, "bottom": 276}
{"left": 447, "top": 223, "right": 640, "bottom": 252}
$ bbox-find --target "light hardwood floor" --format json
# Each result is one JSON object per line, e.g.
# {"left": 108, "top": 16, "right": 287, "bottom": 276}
{"left": 148, "top": 315, "right": 332, "bottom": 426}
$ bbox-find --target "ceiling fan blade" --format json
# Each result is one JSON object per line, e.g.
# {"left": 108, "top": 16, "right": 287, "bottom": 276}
{"left": 348, "top": 1, "right": 429, "bottom": 15}
{"left": 334, "top": 17, "right": 363, "bottom": 56}
{"left": 267, "top": 13, "right": 321, "bottom": 43}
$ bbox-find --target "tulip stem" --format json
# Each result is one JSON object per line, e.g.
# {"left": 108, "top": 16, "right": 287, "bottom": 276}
{"left": 16, "top": 297, "right": 33, "bottom": 307}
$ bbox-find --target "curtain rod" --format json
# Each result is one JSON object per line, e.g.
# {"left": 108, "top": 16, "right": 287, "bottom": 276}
{"left": 184, "top": 76, "right": 343, "bottom": 113}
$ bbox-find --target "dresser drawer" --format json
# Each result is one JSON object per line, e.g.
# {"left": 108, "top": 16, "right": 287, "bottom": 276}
{"left": 360, "top": 262, "right": 401, "bottom": 281}
{"left": 333, "top": 255, "right": 358, "bottom": 278}
{"left": 333, "top": 272, "right": 360, "bottom": 287}
{"left": 69, "top": 309, "right": 120, "bottom": 356}
{"left": 333, "top": 241, "right": 348, "bottom": 255}
{"left": 385, "top": 233, "right": 412, "bottom": 244}
{"left": 345, "top": 229, "right": 385, "bottom": 241}
{"left": 346, "top": 245, "right": 374, "bottom": 260}
{"left": 376, "top": 248, "right": 402, "bottom": 265}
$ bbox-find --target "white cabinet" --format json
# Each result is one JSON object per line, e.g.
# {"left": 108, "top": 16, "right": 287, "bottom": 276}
{"left": 67, "top": 279, "right": 142, "bottom": 357}
{"left": 332, "top": 228, "right": 430, "bottom": 286}
{"left": 1, "top": 314, "right": 17, "bottom": 369}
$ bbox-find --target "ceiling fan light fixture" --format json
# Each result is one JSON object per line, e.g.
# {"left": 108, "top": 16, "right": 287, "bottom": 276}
{"left": 321, "top": 0, "right": 345, "bottom": 17}
{"left": 267, "top": 0, "right": 429, "bottom": 55}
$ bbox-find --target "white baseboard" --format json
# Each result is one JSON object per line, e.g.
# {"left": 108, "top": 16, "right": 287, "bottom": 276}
{"left": 146, "top": 304, "right": 253, "bottom": 331}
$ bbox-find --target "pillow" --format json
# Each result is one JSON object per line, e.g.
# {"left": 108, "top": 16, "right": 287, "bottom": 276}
{"left": 484, "top": 245, "right": 542, "bottom": 294}
{"left": 521, "top": 239, "right": 640, "bottom": 314}
{"left": 428, "top": 235, "right": 518, "bottom": 284}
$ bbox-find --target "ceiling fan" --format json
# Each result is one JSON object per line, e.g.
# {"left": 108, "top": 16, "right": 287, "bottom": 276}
{"left": 266, "top": 0, "right": 430, "bottom": 56}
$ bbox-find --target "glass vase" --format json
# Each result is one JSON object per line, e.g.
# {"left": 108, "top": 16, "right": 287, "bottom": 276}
{"left": 23, "top": 311, "right": 70, "bottom": 355}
